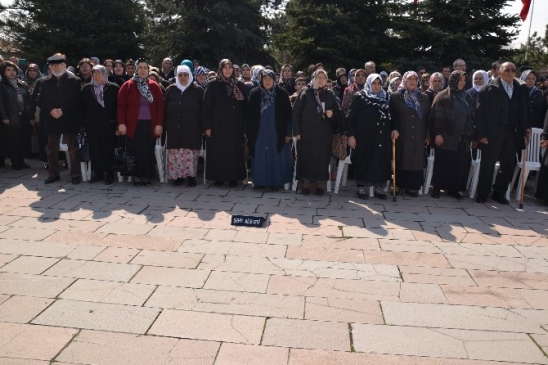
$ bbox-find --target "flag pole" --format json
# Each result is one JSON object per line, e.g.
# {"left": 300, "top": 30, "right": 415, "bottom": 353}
{"left": 525, "top": 0, "right": 535, "bottom": 61}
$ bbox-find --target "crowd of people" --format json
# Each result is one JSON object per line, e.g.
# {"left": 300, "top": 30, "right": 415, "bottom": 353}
{"left": 0, "top": 53, "right": 547, "bottom": 205}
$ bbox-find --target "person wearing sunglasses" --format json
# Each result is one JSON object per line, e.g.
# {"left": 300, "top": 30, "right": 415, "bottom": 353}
{"left": 475, "top": 62, "right": 530, "bottom": 204}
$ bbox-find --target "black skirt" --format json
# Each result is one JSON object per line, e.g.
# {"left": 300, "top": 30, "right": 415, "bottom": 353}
{"left": 431, "top": 141, "right": 471, "bottom": 192}
{"left": 129, "top": 120, "right": 156, "bottom": 180}
{"left": 396, "top": 169, "right": 423, "bottom": 190}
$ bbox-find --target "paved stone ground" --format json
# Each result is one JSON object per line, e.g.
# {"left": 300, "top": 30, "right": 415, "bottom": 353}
{"left": 0, "top": 161, "right": 548, "bottom": 364}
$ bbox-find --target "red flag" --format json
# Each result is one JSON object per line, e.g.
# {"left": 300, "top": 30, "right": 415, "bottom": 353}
{"left": 520, "top": 0, "right": 531, "bottom": 21}
{"left": 414, "top": 0, "right": 418, "bottom": 3}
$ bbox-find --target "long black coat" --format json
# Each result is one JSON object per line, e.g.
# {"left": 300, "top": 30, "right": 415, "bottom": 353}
{"left": 36, "top": 72, "right": 83, "bottom": 135}
{"left": 476, "top": 77, "right": 529, "bottom": 151}
{"left": 164, "top": 83, "right": 203, "bottom": 150}
{"left": 345, "top": 93, "right": 393, "bottom": 184}
{"left": 245, "top": 85, "right": 292, "bottom": 157}
{"left": 292, "top": 87, "right": 338, "bottom": 181}
{"left": 0, "top": 78, "right": 32, "bottom": 158}
{"left": 81, "top": 82, "right": 119, "bottom": 125}
{"left": 389, "top": 90, "right": 431, "bottom": 171}
{"left": 202, "top": 79, "right": 247, "bottom": 181}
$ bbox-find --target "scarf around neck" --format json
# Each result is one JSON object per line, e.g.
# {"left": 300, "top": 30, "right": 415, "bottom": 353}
{"left": 91, "top": 65, "right": 108, "bottom": 107}
{"left": 399, "top": 71, "right": 423, "bottom": 119}
{"left": 217, "top": 59, "right": 244, "bottom": 101}
{"left": 132, "top": 73, "right": 153, "bottom": 103}
{"left": 260, "top": 69, "right": 276, "bottom": 114}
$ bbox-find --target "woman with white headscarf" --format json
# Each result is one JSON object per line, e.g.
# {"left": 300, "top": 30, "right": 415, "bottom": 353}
{"left": 292, "top": 69, "right": 339, "bottom": 196}
{"left": 467, "top": 70, "right": 489, "bottom": 109}
{"left": 389, "top": 70, "right": 430, "bottom": 197}
{"left": 164, "top": 65, "right": 204, "bottom": 187}
{"left": 81, "top": 65, "right": 119, "bottom": 184}
{"left": 345, "top": 73, "right": 394, "bottom": 200}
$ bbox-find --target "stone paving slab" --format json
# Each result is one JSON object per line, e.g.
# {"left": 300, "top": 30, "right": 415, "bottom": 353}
{"left": 0, "top": 272, "right": 75, "bottom": 298}
{"left": 56, "top": 330, "right": 220, "bottom": 365}
{"left": 0, "top": 295, "right": 54, "bottom": 323}
{"left": 33, "top": 299, "right": 159, "bottom": 334}
{"left": 43, "top": 259, "right": 141, "bottom": 281}
{"left": 59, "top": 279, "right": 156, "bottom": 306}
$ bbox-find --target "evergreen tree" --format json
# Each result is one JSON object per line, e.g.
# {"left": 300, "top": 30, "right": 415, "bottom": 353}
{"left": 1, "top": 0, "right": 146, "bottom": 66}
{"left": 142, "top": 0, "right": 274, "bottom": 68}
{"left": 272, "top": 0, "right": 393, "bottom": 72}
{"left": 513, "top": 25, "right": 548, "bottom": 71}
{"left": 389, "top": 0, "right": 519, "bottom": 71}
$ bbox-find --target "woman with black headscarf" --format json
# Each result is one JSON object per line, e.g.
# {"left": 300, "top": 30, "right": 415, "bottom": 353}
{"left": 82, "top": 65, "right": 119, "bottom": 184}
{"left": 346, "top": 73, "right": 394, "bottom": 200}
{"left": 521, "top": 70, "right": 547, "bottom": 129}
{"left": 117, "top": 58, "right": 164, "bottom": 186}
{"left": 202, "top": 59, "right": 247, "bottom": 187}
{"left": 110, "top": 59, "right": 129, "bottom": 87}
{"left": 23, "top": 63, "right": 42, "bottom": 95}
{"left": 429, "top": 70, "right": 475, "bottom": 199}
{"left": 164, "top": 65, "right": 204, "bottom": 187}
{"left": 278, "top": 64, "right": 295, "bottom": 96}
{"left": 389, "top": 71, "right": 430, "bottom": 197}
{"left": 292, "top": 69, "right": 339, "bottom": 196}
{"left": 342, "top": 69, "right": 367, "bottom": 115}
{"left": 245, "top": 69, "right": 293, "bottom": 191}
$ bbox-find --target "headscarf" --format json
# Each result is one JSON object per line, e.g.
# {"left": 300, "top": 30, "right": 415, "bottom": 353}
{"left": 175, "top": 65, "right": 193, "bottom": 93}
{"left": 280, "top": 64, "right": 293, "bottom": 81}
{"left": 251, "top": 66, "right": 264, "bottom": 85}
{"left": 241, "top": 64, "right": 251, "bottom": 81}
{"left": 133, "top": 59, "right": 153, "bottom": 103}
{"left": 472, "top": 70, "right": 489, "bottom": 92}
{"left": 354, "top": 69, "right": 367, "bottom": 90}
{"left": 24, "top": 63, "right": 42, "bottom": 81}
{"left": 260, "top": 69, "right": 276, "bottom": 114}
{"left": 180, "top": 59, "right": 194, "bottom": 75}
{"left": 428, "top": 72, "right": 444, "bottom": 93}
{"left": 195, "top": 66, "right": 209, "bottom": 88}
{"left": 363, "top": 73, "right": 388, "bottom": 101}
{"left": 520, "top": 70, "right": 540, "bottom": 97}
{"left": 358, "top": 73, "right": 390, "bottom": 120}
{"left": 91, "top": 65, "right": 108, "bottom": 107}
{"left": 449, "top": 70, "right": 469, "bottom": 106}
{"left": 398, "top": 71, "right": 423, "bottom": 119}
{"left": 347, "top": 68, "right": 357, "bottom": 85}
{"left": 216, "top": 59, "right": 244, "bottom": 101}
{"left": 311, "top": 69, "right": 328, "bottom": 114}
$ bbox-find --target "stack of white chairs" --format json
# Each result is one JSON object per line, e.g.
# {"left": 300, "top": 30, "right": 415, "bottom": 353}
{"left": 59, "top": 134, "right": 91, "bottom": 182}
{"left": 510, "top": 128, "right": 543, "bottom": 200}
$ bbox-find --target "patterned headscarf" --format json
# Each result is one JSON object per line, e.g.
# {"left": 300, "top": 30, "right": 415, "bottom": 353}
{"left": 91, "top": 65, "right": 108, "bottom": 107}
{"left": 260, "top": 69, "right": 276, "bottom": 114}
{"left": 449, "top": 70, "right": 469, "bottom": 106}
{"left": 347, "top": 68, "right": 357, "bottom": 85}
{"left": 520, "top": 70, "right": 540, "bottom": 97}
{"left": 217, "top": 59, "right": 244, "bottom": 101}
{"left": 251, "top": 66, "right": 265, "bottom": 85}
{"left": 311, "top": 69, "right": 328, "bottom": 114}
{"left": 195, "top": 66, "right": 209, "bottom": 88}
{"left": 363, "top": 73, "right": 388, "bottom": 102}
{"left": 472, "top": 70, "right": 489, "bottom": 92}
{"left": 133, "top": 59, "right": 153, "bottom": 103}
{"left": 175, "top": 65, "right": 193, "bottom": 93}
{"left": 428, "top": 72, "right": 444, "bottom": 92}
{"left": 398, "top": 71, "right": 422, "bottom": 119}
{"left": 354, "top": 69, "right": 367, "bottom": 89}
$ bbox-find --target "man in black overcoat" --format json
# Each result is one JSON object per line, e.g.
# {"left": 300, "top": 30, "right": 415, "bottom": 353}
{"left": 476, "top": 62, "right": 530, "bottom": 204}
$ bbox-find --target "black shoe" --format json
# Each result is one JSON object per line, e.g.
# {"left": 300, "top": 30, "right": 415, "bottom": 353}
{"left": 270, "top": 186, "right": 279, "bottom": 192}
{"left": 357, "top": 192, "right": 369, "bottom": 200}
{"left": 228, "top": 180, "right": 237, "bottom": 188}
{"left": 253, "top": 185, "right": 264, "bottom": 190}
{"left": 491, "top": 192, "right": 509, "bottom": 205}
{"left": 88, "top": 174, "right": 104, "bottom": 183}
{"left": 142, "top": 180, "right": 151, "bottom": 186}
{"left": 430, "top": 188, "right": 440, "bottom": 199}
{"left": 448, "top": 190, "right": 463, "bottom": 200}
{"left": 11, "top": 165, "right": 22, "bottom": 171}
{"left": 213, "top": 181, "right": 224, "bottom": 186}
{"left": 374, "top": 192, "right": 388, "bottom": 200}
{"left": 21, "top": 162, "right": 31, "bottom": 169}
{"left": 476, "top": 196, "right": 487, "bottom": 204}
{"left": 174, "top": 178, "right": 184, "bottom": 186}
{"left": 406, "top": 189, "right": 419, "bottom": 197}
{"left": 72, "top": 177, "right": 82, "bottom": 185}
{"left": 45, "top": 176, "right": 61, "bottom": 184}
{"left": 316, "top": 188, "right": 325, "bottom": 196}
{"left": 302, "top": 188, "right": 310, "bottom": 196}
{"left": 187, "top": 177, "right": 197, "bottom": 187}
{"left": 134, "top": 180, "right": 143, "bottom": 186}
{"left": 105, "top": 176, "right": 114, "bottom": 185}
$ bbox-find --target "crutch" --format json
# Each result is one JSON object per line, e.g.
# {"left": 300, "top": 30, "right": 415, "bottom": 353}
{"left": 392, "top": 139, "right": 397, "bottom": 202}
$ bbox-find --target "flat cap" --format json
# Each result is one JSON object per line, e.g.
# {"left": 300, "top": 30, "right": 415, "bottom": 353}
{"left": 47, "top": 54, "right": 66, "bottom": 64}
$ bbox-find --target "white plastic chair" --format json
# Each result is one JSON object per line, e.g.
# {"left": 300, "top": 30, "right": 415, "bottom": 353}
{"left": 467, "top": 148, "right": 481, "bottom": 198}
{"left": 510, "top": 128, "right": 543, "bottom": 200}
{"left": 59, "top": 134, "right": 71, "bottom": 170}
{"left": 422, "top": 148, "right": 435, "bottom": 195}
{"left": 60, "top": 134, "right": 91, "bottom": 181}
{"left": 155, "top": 138, "right": 166, "bottom": 183}
{"left": 334, "top": 152, "right": 352, "bottom": 194}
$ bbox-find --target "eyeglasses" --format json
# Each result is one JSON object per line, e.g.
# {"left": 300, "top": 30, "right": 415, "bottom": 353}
{"left": 503, "top": 68, "right": 516, "bottom": 73}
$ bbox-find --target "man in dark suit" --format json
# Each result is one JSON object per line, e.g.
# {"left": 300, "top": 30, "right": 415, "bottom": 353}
{"left": 476, "top": 62, "right": 530, "bottom": 204}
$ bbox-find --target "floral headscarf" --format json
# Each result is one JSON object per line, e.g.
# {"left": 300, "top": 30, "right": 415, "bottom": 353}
{"left": 195, "top": 66, "right": 209, "bottom": 88}
{"left": 449, "top": 70, "right": 469, "bottom": 106}
{"left": 251, "top": 65, "right": 265, "bottom": 86}
{"left": 133, "top": 59, "right": 153, "bottom": 103}
{"left": 398, "top": 71, "right": 422, "bottom": 119}
{"left": 260, "top": 69, "right": 276, "bottom": 114}
{"left": 347, "top": 68, "right": 357, "bottom": 85}
{"left": 428, "top": 72, "right": 444, "bottom": 92}
{"left": 311, "top": 69, "right": 328, "bottom": 114}
{"left": 91, "top": 65, "right": 108, "bottom": 107}
{"left": 175, "top": 65, "right": 193, "bottom": 93}
{"left": 472, "top": 70, "right": 489, "bottom": 92}
{"left": 217, "top": 59, "right": 244, "bottom": 101}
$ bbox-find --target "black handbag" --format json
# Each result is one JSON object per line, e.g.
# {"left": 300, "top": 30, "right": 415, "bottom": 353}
{"left": 465, "top": 116, "right": 476, "bottom": 141}
{"left": 112, "top": 136, "right": 137, "bottom": 176}
{"left": 78, "top": 133, "right": 90, "bottom": 162}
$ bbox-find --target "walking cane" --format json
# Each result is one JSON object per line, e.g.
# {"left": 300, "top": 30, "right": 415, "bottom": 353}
{"left": 519, "top": 136, "right": 529, "bottom": 209}
{"left": 392, "top": 139, "right": 397, "bottom": 202}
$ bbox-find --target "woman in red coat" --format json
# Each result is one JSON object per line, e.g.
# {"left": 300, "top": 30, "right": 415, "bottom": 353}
{"left": 117, "top": 58, "right": 164, "bottom": 186}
